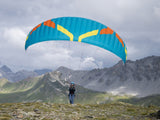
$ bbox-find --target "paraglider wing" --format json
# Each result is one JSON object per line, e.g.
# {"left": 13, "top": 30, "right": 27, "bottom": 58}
{"left": 25, "top": 17, "right": 127, "bottom": 63}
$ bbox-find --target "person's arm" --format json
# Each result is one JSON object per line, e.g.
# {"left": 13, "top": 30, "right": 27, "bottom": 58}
{"left": 74, "top": 87, "right": 76, "bottom": 91}
{"left": 68, "top": 88, "right": 71, "bottom": 96}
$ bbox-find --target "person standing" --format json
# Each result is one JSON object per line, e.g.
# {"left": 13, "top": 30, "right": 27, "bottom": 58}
{"left": 68, "top": 82, "right": 76, "bottom": 104}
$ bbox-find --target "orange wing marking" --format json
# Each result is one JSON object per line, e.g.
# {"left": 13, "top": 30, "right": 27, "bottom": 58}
{"left": 116, "top": 33, "right": 124, "bottom": 47}
{"left": 30, "top": 23, "right": 42, "bottom": 35}
{"left": 100, "top": 27, "right": 124, "bottom": 47}
{"left": 100, "top": 27, "right": 114, "bottom": 35}
{"left": 43, "top": 19, "right": 55, "bottom": 28}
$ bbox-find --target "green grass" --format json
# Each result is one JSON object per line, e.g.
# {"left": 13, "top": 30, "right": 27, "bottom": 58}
{"left": 0, "top": 77, "right": 39, "bottom": 93}
{"left": 1, "top": 74, "right": 160, "bottom": 107}
{"left": 0, "top": 102, "right": 159, "bottom": 119}
{"left": 118, "top": 94, "right": 160, "bottom": 106}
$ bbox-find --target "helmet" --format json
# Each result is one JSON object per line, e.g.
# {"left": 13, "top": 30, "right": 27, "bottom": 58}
{"left": 70, "top": 82, "right": 74, "bottom": 85}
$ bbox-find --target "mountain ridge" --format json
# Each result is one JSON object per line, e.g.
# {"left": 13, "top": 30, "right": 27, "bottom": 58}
{"left": 0, "top": 66, "right": 52, "bottom": 82}
{"left": 0, "top": 55, "right": 160, "bottom": 97}
{"left": 55, "top": 55, "right": 160, "bottom": 97}
{"left": 0, "top": 56, "right": 160, "bottom": 106}
{"left": 0, "top": 71, "right": 104, "bottom": 103}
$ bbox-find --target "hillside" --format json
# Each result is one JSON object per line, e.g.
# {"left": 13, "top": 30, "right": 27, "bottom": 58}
{"left": 0, "top": 70, "right": 160, "bottom": 120}
{"left": 119, "top": 94, "right": 160, "bottom": 106}
{"left": 0, "top": 71, "right": 107, "bottom": 104}
{"left": 56, "top": 56, "right": 160, "bottom": 97}
{"left": 0, "top": 56, "right": 160, "bottom": 97}
{"left": 1, "top": 70, "right": 160, "bottom": 107}
{"left": 0, "top": 56, "right": 160, "bottom": 106}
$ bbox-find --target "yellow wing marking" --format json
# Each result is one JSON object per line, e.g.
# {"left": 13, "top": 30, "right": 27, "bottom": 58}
{"left": 78, "top": 30, "right": 99, "bottom": 42}
{"left": 57, "top": 24, "right": 73, "bottom": 41}
{"left": 125, "top": 47, "right": 127, "bottom": 60}
{"left": 26, "top": 35, "right": 29, "bottom": 41}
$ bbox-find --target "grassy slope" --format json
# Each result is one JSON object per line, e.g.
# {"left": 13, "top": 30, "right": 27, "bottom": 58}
{"left": 0, "top": 75, "right": 112, "bottom": 104}
{"left": 0, "top": 77, "right": 39, "bottom": 93}
{"left": 1, "top": 76, "right": 160, "bottom": 106}
{"left": 119, "top": 94, "right": 160, "bottom": 106}
{"left": 0, "top": 78, "right": 9, "bottom": 87}
{"left": 0, "top": 102, "right": 159, "bottom": 120}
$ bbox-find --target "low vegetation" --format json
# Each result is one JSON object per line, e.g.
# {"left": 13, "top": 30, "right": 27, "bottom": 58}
{"left": 0, "top": 102, "right": 159, "bottom": 120}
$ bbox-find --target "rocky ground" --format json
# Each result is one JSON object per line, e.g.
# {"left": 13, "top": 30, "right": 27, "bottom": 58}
{"left": 0, "top": 102, "right": 160, "bottom": 120}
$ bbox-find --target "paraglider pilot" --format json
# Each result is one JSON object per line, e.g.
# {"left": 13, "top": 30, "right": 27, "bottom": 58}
{"left": 68, "top": 82, "right": 76, "bottom": 104}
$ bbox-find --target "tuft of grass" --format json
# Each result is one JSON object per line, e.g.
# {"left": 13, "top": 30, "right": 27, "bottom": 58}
{"left": 0, "top": 102, "right": 159, "bottom": 119}
{"left": 0, "top": 117, "right": 11, "bottom": 120}
{"left": 127, "top": 108, "right": 136, "bottom": 112}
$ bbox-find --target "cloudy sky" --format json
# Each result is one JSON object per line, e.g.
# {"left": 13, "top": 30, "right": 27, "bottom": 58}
{"left": 0, "top": 0, "right": 160, "bottom": 71}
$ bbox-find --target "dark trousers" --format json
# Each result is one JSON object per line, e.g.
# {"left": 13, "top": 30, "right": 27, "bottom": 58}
{"left": 69, "top": 94, "right": 74, "bottom": 104}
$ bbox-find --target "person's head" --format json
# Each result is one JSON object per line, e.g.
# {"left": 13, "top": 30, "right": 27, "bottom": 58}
{"left": 70, "top": 82, "right": 74, "bottom": 87}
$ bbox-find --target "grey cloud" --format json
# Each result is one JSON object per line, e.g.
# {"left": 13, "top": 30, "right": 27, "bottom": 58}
{"left": 0, "top": 0, "right": 160, "bottom": 71}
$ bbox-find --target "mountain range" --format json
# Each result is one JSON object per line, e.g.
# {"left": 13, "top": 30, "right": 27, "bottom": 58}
{"left": 0, "top": 71, "right": 105, "bottom": 103}
{"left": 56, "top": 56, "right": 160, "bottom": 97}
{"left": 0, "top": 65, "right": 52, "bottom": 82}
{"left": 0, "top": 55, "right": 160, "bottom": 104}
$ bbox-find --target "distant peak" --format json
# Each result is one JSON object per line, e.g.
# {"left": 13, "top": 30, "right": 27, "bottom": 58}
{"left": 0, "top": 65, "right": 12, "bottom": 73}
{"left": 56, "top": 66, "right": 72, "bottom": 71}
{"left": 0, "top": 78, "right": 9, "bottom": 87}
{"left": 34, "top": 68, "right": 52, "bottom": 75}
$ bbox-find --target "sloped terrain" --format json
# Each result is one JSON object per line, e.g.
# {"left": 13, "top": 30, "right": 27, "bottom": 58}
{"left": 0, "top": 102, "right": 159, "bottom": 120}
{"left": 57, "top": 56, "right": 160, "bottom": 97}
{"left": 0, "top": 65, "right": 52, "bottom": 82}
{"left": 0, "top": 71, "right": 105, "bottom": 104}
{"left": 119, "top": 94, "right": 160, "bottom": 106}
{"left": 0, "top": 66, "right": 160, "bottom": 106}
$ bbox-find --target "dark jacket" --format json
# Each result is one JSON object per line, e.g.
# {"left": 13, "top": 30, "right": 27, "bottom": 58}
{"left": 69, "top": 86, "right": 75, "bottom": 95}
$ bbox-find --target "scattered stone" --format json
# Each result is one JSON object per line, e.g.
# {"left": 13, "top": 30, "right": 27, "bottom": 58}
{"left": 157, "top": 110, "right": 160, "bottom": 119}
{"left": 12, "top": 113, "right": 17, "bottom": 116}
{"left": 17, "top": 114, "right": 23, "bottom": 119}
{"left": 34, "top": 109, "right": 39, "bottom": 112}
{"left": 34, "top": 114, "right": 40, "bottom": 117}
{"left": 84, "top": 115, "right": 94, "bottom": 119}
{"left": 34, "top": 109, "right": 41, "bottom": 114}
{"left": 12, "top": 111, "right": 18, "bottom": 118}
{"left": 149, "top": 110, "right": 160, "bottom": 119}
{"left": 0, "top": 102, "right": 159, "bottom": 120}
{"left": 72, "top": 111, "right": 78, "bottom": 116}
